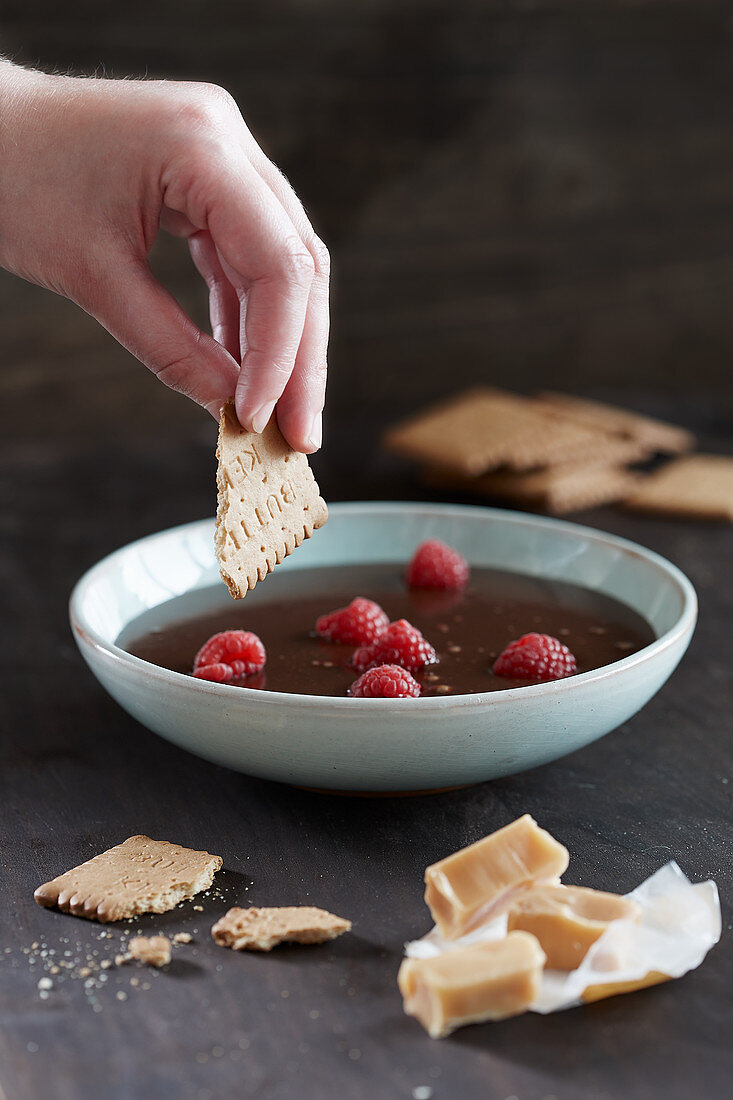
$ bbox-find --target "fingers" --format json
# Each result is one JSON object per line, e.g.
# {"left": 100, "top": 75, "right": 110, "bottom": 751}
{"left": 169, "top": 156, "right": 317, "bottom": 449}
{"left": 188, "top": 231, "right": 240, "bottom": 360}
{"left": 231, "top": 248, "right": 314, "bottom": 437}
{"left": 271, "top": 255, "right": 329, "bottom": 452}
{"left": 239, "top": 149, "right": 330, "bottom": 451}
{"left": 85, "top": 257, "right": 239, "bottom": 417}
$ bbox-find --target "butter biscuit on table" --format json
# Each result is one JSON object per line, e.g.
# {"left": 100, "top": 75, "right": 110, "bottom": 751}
{"left": 426, "top": 461, "right": 641, "bottom": 515}
{"left": 34, "top": 836, "right": 222, "bottom": 923}
{"left": 215, "top": 401, "right": 328, "bottom": 599}
{"left": 535, "top": 391, "right": 695, "bottom": 455}
{"left": 624, "top": 454, "right": 733, "bottom": 521}
{"left": 384, "top": 387, "right": 645, "bottom": 476}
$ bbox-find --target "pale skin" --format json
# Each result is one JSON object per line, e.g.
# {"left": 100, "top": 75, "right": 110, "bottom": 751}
{"left": 0, "top": 62, "right": 329, "bottom": 452}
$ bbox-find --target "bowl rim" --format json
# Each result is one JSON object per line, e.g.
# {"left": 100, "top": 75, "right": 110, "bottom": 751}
{"left": 69, "top": 500, "right": 698, "bottom": 711}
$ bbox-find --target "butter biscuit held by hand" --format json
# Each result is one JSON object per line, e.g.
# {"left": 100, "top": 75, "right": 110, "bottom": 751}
{"left": 215, "top": 401, "right": 328, "bottom": 599}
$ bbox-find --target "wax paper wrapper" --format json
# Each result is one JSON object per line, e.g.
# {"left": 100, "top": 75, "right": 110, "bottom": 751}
{"left": 404, "top": 862, "right": 721, "bottom": 1013}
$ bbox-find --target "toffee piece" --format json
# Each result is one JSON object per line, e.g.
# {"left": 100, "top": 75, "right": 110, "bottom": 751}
{"left": 507, "top": 884, "right": 641, "bottom": 970}
{"left": 398, "top": 932, "right": 546, "bottom": 1038}
{"left": 424, "top": 814, "right": 569, "bottom": 939}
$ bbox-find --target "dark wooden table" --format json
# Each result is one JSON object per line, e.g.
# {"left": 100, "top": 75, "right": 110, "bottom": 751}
{"left": 1, "top": 2, "right": 732, "bottom": 1097}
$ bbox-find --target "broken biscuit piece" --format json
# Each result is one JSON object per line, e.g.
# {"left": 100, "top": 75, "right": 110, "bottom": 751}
{"left": 507, "top": 884, "right": 641, "bottom": 971}
{"left": 398, "top": 932, "right": 546, "bottom": 1038}
{"left": 211, "top": 906, "right": 351, "bottom": 952}
{"left": 215, "top": 401, "right": 328, "bottom": 599}
{"left": 424, "top": 814, "right": 570, "bottom": 939}
{"left": 34, "top": 836, "right": 223, "bottom": 923}
{"left": 128, "top": 935, "right": 172, "bottom": 968}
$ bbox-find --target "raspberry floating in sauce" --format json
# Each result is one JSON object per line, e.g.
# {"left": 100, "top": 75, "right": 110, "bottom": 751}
{"left": 407, "top": 539, "right": 469, "bottom": 591}
{"left": 492, "top": 633, "right": 577, "bottom": 683}
{"left": 193, "top": 630, "right": 266, "bottom": 683}
{"left": 349, "top": 664, "right": 421, "bottom": 698}
{"left": 353, "top": 618, "right": 438, "bottom": 674}
{"left": 315, "top": 597, "right": 389, "bottom": 646}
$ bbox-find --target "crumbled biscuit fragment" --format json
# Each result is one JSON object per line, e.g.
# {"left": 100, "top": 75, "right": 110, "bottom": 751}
{"left": 173, "top": 932, "right": 192, "bottom": 944}
{"left": 215, "top": 402, "right": 328, "bottom": 599}
{"left": 128, "top": 935, "right": 172, "bottom": 968}
{"left": 211, "top": 906, "right": 352, "bottom": 952}
{"left": 624, "top": 454, "right": 733, "bottom": 521}
{"left": 34, "top": 836, "right": 223, "bottom": 923}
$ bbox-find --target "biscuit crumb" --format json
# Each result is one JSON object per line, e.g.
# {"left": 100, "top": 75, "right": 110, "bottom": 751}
{"left": 173, "top": 932, "right": 192, "bottom": 944}
{"left": 128, "top": 936, "right": 171, "bottom": 968}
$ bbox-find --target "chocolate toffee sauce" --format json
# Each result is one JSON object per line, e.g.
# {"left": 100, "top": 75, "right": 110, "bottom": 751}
{"left": 119, "top": 564, "right": 655, "bottom": 697}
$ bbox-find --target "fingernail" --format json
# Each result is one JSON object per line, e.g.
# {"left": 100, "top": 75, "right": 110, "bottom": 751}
{"left": 250, "top": 401, "right": 276, "bottom": 434}
{"left": 307, "top": 411, "right": 322, "bottom": 450}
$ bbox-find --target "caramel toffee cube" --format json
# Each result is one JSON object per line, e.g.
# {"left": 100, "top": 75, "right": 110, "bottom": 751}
{"left": 424, "top": 815, "right": 569, "bottom": 939}
{"left": 507, "top": 884, "right": 641, "bottom": 971}
{"left": 398, "top": 932, "right": 546, "bottom": 1038}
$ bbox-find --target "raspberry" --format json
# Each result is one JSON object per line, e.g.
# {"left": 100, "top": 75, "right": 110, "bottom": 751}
{"left": 193, "top": 630, "right": 266, "bottom": 681}
{"left": 406, "top": 539, "right": 469, "bottom": 590}
{"left": 493, "top": 633, "right": 577, "bottom": 683}
{"left": 193, "top": 662, "right": 236, "bottom": 683}
{"left": 353, "top": 619, "right": 437, "bottom": 673}
{"left": 315, "top": 597, "right": 389, "bottom": 646}
{"left": 349, "top": 664, "right": 421, "bottom": 699}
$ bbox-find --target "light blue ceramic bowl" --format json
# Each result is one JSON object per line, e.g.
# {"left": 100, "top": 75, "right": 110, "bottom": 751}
{"left": 69, "top": 503, "right": 696, "bottom": 792}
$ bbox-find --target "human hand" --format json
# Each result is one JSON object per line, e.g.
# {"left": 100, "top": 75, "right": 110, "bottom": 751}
{"left": 0, "top": 63, "right": 329, "bottom": 451}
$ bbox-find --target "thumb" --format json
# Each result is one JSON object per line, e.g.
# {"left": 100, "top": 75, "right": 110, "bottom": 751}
{"left": 84, "top": 259, "right": 239, "bottom": 416}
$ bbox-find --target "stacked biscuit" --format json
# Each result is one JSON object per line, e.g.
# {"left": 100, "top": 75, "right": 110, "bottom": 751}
{"left": 385, "top": 387, "right": 733, "bottom": 520}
